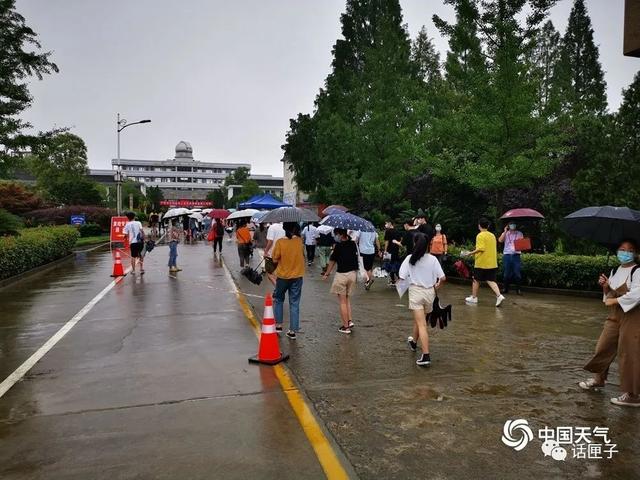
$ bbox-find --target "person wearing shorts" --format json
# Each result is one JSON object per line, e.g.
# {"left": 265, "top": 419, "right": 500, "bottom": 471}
{"left": 399, "top": 234, "right": 445, "bottom": 366}
{"left": 358, "top": 230, "right": 380, "bottom": 291}
{"left": 463, "top": 218, "right": 504, "bottom": 307}
{"left": 123, "top": 211, "right": 145, "bottom": 274}
{"left": 322, "top": 228, "right": 359, "bottom": 334}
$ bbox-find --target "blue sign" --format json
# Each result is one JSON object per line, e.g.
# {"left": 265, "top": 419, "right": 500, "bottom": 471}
{"left": 70, "top": 215, "right": 86, "bottom": 226}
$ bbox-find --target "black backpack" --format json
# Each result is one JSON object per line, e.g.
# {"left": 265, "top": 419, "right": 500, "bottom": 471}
{"left": 317, "top": 232, "right": 335, "bottom": 247}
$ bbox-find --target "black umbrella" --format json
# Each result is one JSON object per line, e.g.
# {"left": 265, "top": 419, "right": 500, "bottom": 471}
{"left": 561, "top": 206, "right": 640, "bottom": 249}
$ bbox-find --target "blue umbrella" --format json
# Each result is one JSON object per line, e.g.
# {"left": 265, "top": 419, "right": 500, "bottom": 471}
{"left": 321, "top": 213, "right": 375, "bottom": 232}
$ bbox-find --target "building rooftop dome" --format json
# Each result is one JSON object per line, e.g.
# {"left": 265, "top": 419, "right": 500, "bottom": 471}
{"left": 175, "top": 141, "right": 194, "bottom": 160}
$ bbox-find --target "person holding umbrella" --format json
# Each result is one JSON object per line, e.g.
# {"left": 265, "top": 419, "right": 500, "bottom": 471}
{"left": 272, "top": 222, "right": 305, "bottom": 339}
{"left": 322, "top": 228, "right": 359, "bottom": 334}
{"left": 579, "top": 239, "right": 640, "bottom": 407}
{"left": 498, "top": 222, "right": 524, "bottom": 295}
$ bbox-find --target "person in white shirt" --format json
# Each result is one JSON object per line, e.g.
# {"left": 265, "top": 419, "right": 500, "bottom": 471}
{"left": 264, "top": 223, "right": 286, "bottom": 285}
{"left": 358, "top": 230, "right": 380, "bottom": 290}
{"left": 123, "top": 211, "right": 145, "bottom": 274}
{"left": 301, "top": 223, "right": 319, "bottom": 266}
{"left": 399, "top": 234, "right": 446, "bottom": 367}
{"left": 580, "top": 239, "right": 640, "bottom": 408}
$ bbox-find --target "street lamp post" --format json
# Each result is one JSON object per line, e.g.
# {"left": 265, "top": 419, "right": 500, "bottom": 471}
{"left": 116, "top": 113, "right": 151, "bottom": 215}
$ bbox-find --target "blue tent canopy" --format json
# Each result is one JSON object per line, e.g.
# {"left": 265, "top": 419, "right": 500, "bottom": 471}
{"left": 238, "top": 193, "right": 291, "bottom": 210}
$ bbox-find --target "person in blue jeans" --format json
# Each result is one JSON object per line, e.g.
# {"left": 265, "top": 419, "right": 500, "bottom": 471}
{"left": 272, "top": 222, "right": 305, "bottom": 339}
{"left": 498, "top": 223, "right": 523, "bottom": 294}
{"left": 168, "top": 221, "right": 182, "bottom": 273}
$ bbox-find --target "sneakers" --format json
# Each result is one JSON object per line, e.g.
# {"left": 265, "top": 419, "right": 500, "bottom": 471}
{"left": 348, "top": 320, "right": 354, "bottom": 329}
{"left": 169, "top": 267, "right": 178, "bottom": 273}
{"left": 364, "top": 279, "right": 374, "bottom": 291}
{"left": 578, "top": 378, "right": 605, "bottom": 391}
{"left": 338, "top": 326, "right": 352, "bottom": 334}
{"left": 416, "top": 353, "right": 431, "bottom": 366}
{"left": 407, "top": 336, "right": 417, "bottom": 352}
{"left": 286, "top": 330, "right": 296, "bottom": 339}
{"left": 465, "top": 296, "right": 478, "bottom": 305}
{"left": 275, "top": 325, "right": 283, "bottom": 333}
{"left": 610, "top": 393, "right": 640, "bottom": 407}
{"left": 496, "top": 295, "right": 505, "bottom": 307}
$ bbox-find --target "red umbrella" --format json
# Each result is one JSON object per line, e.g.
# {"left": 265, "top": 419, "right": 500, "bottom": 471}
{"left": 208, "top": 209, "right": 231, "bottom": 219}
{"left": 500, "top": 208, "right": 544, "bottom": 220}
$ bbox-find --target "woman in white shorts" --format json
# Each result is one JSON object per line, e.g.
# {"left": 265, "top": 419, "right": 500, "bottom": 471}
{"left": 399, "top": 234, "right": 446, "bottom": 366}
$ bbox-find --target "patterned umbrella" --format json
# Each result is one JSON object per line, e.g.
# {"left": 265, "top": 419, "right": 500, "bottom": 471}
{"left": 320, "top": 213, "right": 375, "bottom": 232}
{"left": 322, "top": 205, "right": 349, "bottom": 216}
{"left": 260, "top": 207, "right": 321, "bottom": 224}
{"left": 208, "top": 208, "right": 231, "bottom": 219}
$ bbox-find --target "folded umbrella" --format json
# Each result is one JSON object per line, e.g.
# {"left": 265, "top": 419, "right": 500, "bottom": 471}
{"left": 320, "top": 213, "right": 375, "bottom": 232}
{"left": 561, "top": 206, "right": 640, "bottom": 249}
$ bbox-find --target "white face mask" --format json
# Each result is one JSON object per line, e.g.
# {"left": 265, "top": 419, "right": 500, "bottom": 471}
{"left": 435, "top": 227, "right": 442, "bottom": 232}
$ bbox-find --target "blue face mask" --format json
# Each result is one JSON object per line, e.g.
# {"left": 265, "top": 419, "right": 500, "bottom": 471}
{"left": 509, "top": 224, "right": 517, "bottom": 230}
{"left": 617, "top": 250, "right": 635, "bottom": 264}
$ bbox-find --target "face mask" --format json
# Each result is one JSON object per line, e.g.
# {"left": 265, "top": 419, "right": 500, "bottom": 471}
{"left": 435, "top": 227, "right": 442, "bottom": 232}
{"left": 617, "top": 250, "right": 635, "bottom": 264}
{"left": 509, "top": 224, "right": 517, "bottom": 230}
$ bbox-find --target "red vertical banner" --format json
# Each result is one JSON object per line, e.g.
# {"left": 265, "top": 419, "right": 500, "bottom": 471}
{"left": 110, "top": 216, "right": 129, "bottom": 246}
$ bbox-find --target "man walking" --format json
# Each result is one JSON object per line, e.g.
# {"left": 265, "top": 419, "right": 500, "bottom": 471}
{"left": 316, "top": 225, "right": 335, "bottom": 275}
{"left": 464, "top": 218, "right": 505, "bottom": 306}
{"left": 301, "top": 223, "right": 319, "bottom": 266}
{"left": 123, "top": 211, "right": 145, "bottom": 274}
{"left": 322, "top": 228, "right": 359, "bottom": 334}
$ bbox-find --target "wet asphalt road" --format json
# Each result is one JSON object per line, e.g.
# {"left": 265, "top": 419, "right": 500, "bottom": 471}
{"left": 0, "top": 244, "right": 326, "bottom": 480}
{"left": 225, "top": 242, "right": 640, "bottom": 480}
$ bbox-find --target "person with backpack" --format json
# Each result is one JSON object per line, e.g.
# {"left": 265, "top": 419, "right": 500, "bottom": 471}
{"left": 429, "top": 224, "right": 448, "bottom": 265}
{"left": 123, "top": 211, "right": 145, "bottom": 274}
{"left": 399, "top": 234, "right": 446, "bottom": 366}
{"left": 212, "top": 219, "right": 225, "bottom": 255}
{"left": 580, "top": 239, "right": 640, "bottom": 408}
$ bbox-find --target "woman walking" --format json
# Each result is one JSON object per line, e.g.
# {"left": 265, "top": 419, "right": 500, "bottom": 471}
{"left": 272, "top": 222, "right": 305, "bottom": 339}
{"left": 498, "top": 222, "right": 524, "bottom": 294}
{"left": 236, "top": 220, "right": 253, "bottom": 268}
{"left": 580, "top": 239, "right": 640, "bottom": 407}
{"left": 212, "top": 219, "right": 225, "bottom": 255}
{"left": 429, "top": 224, "right": 448, "bottom": 265}
{"left": 168, "top": 220, "right": 182, "bottom": 273}
{"left": 399, "top": 235, "right": 446, "bottom": 367}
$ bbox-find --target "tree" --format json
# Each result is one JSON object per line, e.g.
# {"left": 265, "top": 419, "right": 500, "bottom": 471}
{"left": 47, "top": 177, "right": 103, "bottom": 206}
{"left": 411, "top": 26, "right": 441, "bottom": 84}
{"left": 121, "top": 180, "right": 145, "bottom": 210}
{"left": 0, "top": 0, "right": 59, "bottom": 178}
{"left": 284, "top": 0, "right": 421, "bottom": 211}
{"left": 29, "top": 132, "right": 89, "bottom": 183}
{"left": 552, "top": 0, "right": 607, "bottom": 117}
{"left": 206, "top": 189, "right": 226, "bottom": 208}
{"left": 532, "top": 20, "right": 562, "bottom": 116}
{"left": 146, "top": 186, "right": 164, "bottom": 212}
{"left": 428, "top": 0, "right": 565, "bottom": 219}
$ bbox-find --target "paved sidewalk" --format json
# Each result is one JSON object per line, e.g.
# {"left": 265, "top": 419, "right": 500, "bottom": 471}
{"left": 0, "top": 243, "right": 327, "bottom": 479}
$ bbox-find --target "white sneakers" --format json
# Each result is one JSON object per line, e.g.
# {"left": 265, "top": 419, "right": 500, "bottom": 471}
{"left": 465, "top": 295, "right": 506, "bottom": 306}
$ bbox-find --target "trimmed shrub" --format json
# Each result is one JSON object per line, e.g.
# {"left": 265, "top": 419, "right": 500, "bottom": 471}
{"left": 24, "top": 206, "right": 116, "bottom": 231}
{"left": 78, "top": 223, "right": 103, "bottom": 237}
{"left": 0, "top": 226, "right": 80, "bottom": 280}
{"left": 0, "top": 209, "right": 24, "bottom": 236}
{"left": 444, "top": 247, "right": 612, "bottom": 292}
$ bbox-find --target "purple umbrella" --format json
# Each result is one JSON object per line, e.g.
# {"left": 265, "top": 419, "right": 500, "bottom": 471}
{"left": 501, "top": 208, "right": 544, "bottom": 220}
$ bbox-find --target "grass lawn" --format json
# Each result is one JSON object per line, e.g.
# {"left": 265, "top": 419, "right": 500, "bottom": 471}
{"left": 75, "top": 234, "right": 110, "bottom": 247}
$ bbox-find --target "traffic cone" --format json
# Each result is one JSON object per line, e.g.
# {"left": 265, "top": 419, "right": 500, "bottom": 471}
{"left": 249, "top": 294, "right": 289, "bottom": 365}
{"left": 111, "top": 249, "right": 127, "bottom": 277}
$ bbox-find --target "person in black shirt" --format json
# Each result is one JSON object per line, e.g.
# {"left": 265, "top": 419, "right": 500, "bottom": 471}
{"left": 415, "top": 214, "right": 434, "bottom": 240}
{"left": 383, "top": 221, "right": 402, "bottom": 285}
{"left": 322, "top": 228, "right": 359, "bottom": 334}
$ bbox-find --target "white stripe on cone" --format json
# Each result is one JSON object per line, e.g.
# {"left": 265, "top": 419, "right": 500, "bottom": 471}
{"left": 262, "top": 324, "right": 277, "bottom": 334}
{"left": 264, "top": 306, "right": 274, "bottom": 319}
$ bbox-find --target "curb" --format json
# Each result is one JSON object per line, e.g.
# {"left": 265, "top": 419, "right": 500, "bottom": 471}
{"left": 445, "top": 276, "right": 602, "bottom": 299}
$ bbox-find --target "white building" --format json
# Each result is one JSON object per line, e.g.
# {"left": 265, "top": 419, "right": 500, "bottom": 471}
{"left": 111, "top": 141, "right": 283, "bottom": 200}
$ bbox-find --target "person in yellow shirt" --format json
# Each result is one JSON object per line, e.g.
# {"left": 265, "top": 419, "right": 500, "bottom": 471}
{"left": 463, "top": 218, "right": 505, "bottom": 307}
{"left": 272, "top": 222, "right": 305, "bottom": 339}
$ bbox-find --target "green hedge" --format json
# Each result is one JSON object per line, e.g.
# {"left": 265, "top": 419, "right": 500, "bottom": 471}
{"left": 0, "top": 226, "right": 80, "bottom": 280}
{"left": 444, "top": 248, "right": 612, "bottom": 291}
{"left": 78, "top": 223, "right": 103, "bottom": 237}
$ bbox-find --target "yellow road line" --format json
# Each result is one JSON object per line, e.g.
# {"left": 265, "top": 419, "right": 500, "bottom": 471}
{"left": 224, "top": 262, "right": 350, "bottom": 480}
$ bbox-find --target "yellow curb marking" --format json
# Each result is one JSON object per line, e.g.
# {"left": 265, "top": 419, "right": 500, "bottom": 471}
{"left": 223, "top": 262, "right": 349, "bottom": 480}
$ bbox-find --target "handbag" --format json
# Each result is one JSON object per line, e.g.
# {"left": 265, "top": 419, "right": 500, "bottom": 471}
{"left": 207, "top": 230, "right": 215, "bottom": 241}
{"left": 514, "top": 237, "right": 532, "bottom": 252}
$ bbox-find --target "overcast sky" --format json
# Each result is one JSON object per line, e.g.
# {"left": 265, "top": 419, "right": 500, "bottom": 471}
{"left": 16, "top": 0, "right": 640, "bottom": 177}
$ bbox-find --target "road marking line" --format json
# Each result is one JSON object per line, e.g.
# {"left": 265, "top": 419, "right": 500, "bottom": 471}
{"left": 0, "top": 270, "right": 130, "bottom": 399}
{"left": 221, "top": 260, "right": 349, "bottom": 480}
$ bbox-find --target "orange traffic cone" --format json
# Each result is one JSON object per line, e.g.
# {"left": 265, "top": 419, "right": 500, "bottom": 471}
{"left": 249, "top": 294, "right": 289, "bottom": 365}
{"left": 111, "top": 249, "right": 127, "bottom": 277}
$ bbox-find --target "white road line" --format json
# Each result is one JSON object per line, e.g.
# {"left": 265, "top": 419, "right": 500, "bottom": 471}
{"left": 0, "top": 271, "right": 129, "bottom": 399}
